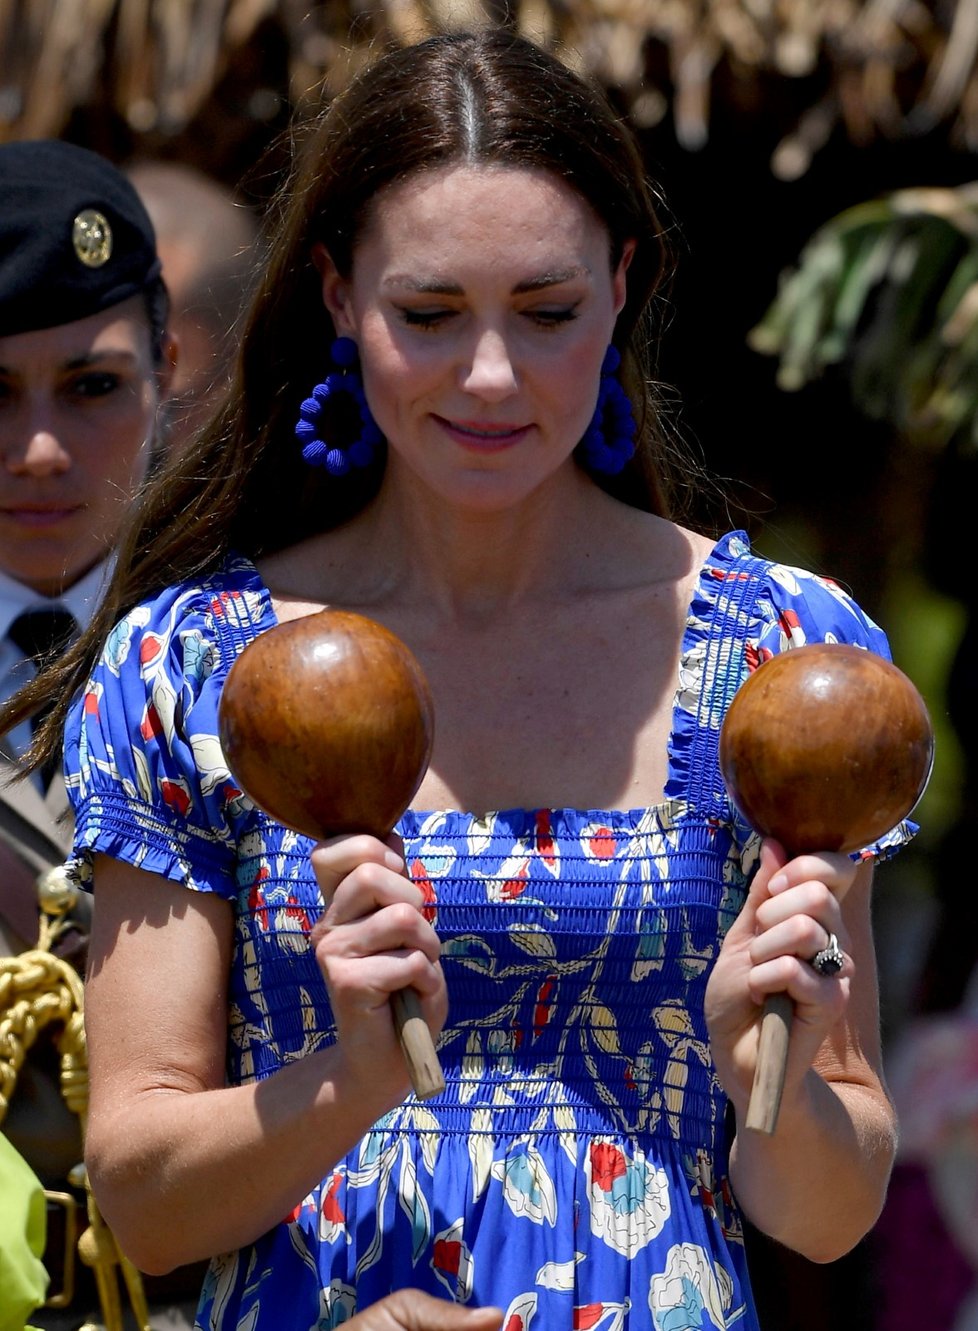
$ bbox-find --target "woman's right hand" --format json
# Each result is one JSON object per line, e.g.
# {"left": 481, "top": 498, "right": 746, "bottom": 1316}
{"left": 309, "top": 834, "right": 447, "bottom": 1086}
{"left": 347, "top": 1290, "right": 502, "bottom": 1330}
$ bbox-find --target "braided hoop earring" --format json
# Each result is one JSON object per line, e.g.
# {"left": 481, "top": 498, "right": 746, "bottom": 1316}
{"left": 295, "top": 337, "right": 383, "bottom": 475}
{"left": 578, "top": 346, "right": 637, "bottom": 476}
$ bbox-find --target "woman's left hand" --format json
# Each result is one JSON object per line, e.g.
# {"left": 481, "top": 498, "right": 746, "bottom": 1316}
{"left": 704, "top": 838, "right": 860, "bottom": 1113}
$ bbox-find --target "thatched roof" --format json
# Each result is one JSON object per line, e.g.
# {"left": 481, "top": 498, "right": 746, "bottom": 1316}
{"left": 1, "top": 0, "right": 976, "bottom": 177}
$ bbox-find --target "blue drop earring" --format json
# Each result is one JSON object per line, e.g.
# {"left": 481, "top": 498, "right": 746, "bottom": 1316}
{"left": 295, "top": 336, "right": 383, "bottom": 475}
{"left": 578, "top": 346, "right": 637, "bottom": 476}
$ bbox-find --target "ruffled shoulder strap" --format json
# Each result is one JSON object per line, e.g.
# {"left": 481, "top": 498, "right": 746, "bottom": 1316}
{"left": 668, "top": 531, "right": 919, "bottom": 862}
{"left": 203, "top": 553, "right": 277, "bottom": 667}
{"left": 667, "top": 531, "right": 770, "bottom": 822}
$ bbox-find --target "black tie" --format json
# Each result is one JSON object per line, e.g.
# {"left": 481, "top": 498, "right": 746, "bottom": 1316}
{"left": 8, "top": 606, "right": 78, "bottom": 781}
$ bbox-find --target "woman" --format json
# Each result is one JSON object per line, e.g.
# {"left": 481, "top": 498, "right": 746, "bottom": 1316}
{"left": 4, "top": 31, "right": 911, "bottom": 1330}
{"left": 0, "top": 137, "right": 214, "bottom": 1331}
{"left": 0, "top": 137, "right": 175, "bottom": 793}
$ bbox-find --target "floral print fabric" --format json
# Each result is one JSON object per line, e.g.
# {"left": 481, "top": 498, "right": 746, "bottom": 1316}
{"left": 63, "top": 531, "right": 916, "bottom": 1330}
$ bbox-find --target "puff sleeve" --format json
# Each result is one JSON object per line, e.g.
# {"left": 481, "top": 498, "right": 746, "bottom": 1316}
{"left": 673, "top": 532, "right": 920, "bottom": 865}
{"left": 63, "top": 565, "right": 271, "bottom": 898}
{"left": 749, "top": 548, "right": 921, "bottom": 861}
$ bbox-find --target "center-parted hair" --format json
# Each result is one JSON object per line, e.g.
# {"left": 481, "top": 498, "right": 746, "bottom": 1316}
{"left": 307, "top": 33, "right": 663, "bottom": 294}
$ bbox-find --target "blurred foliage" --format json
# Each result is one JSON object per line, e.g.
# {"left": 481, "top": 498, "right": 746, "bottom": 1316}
{"left": 749, "top": 182, "right": 978, "bottom": 452}
{"left": 882, "top": 570, "right": 965, "bottom": 845}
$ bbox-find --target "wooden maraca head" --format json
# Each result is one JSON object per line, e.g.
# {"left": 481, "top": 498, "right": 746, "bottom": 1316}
{"left": 719, "top": 643, "right": 934, "bottom": 853}
{"left": 218, "top": 610, "right": 434, "bottom": 840}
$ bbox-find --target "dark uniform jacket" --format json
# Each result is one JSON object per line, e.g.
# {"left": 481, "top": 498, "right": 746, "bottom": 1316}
{"left": 0, "top": 753, "right": 86, "bottom": 1187}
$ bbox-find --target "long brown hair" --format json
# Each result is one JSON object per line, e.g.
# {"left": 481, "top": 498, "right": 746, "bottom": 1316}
{"left": 4, "top": 28, "right": 703, "bottom": 774}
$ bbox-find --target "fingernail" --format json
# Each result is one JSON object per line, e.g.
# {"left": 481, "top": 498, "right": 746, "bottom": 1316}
{"left": 385, "top": 849, "right": 405, "bottom": 870}
{"left": 768, "top": 872, "right": 788, "bottom": 894}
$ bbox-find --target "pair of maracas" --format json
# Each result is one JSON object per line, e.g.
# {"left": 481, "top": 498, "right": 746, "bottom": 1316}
{"left": 218, "top": 612, "right": 934, "bottom": 1128}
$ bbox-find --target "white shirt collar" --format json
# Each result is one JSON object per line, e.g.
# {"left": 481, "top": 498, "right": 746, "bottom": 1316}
{"left": 0, "top": 557, "right": 115, "bottom": 640}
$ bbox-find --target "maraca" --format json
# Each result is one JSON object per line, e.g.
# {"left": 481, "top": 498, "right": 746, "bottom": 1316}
{"left": 218, "top": 609, "right": 445, "bottom": 1101}
{"left": 718, "top": 642, "right": 934, "bottom": 1133}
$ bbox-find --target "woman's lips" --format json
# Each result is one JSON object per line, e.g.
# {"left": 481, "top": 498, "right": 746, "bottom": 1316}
{"left": 0, "top": 506, "right": 80, "bottom": 528}
{"left": 436, "top": 416, "right": 531, "bottom": 451}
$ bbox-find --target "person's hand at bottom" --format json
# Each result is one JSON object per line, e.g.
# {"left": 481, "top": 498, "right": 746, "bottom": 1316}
{"left": 349, "top": 1290, "right": 503, "bottom": 1329}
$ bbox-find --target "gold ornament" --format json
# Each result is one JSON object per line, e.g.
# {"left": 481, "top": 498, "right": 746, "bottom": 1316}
{"left": 72, "top": 209, "right": 112, "bottom": 267}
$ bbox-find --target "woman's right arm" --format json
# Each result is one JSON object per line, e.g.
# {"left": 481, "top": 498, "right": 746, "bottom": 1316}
{"left": 83, "top": 841, "right": 443, "bottom": 1275}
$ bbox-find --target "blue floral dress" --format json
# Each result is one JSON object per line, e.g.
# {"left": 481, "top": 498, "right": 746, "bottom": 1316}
{"left": 63, "top": 531, "right": 916, "bottom": 1331}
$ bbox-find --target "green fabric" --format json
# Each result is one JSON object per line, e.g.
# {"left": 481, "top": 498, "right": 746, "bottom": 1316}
{"left": 0, "top": 1131, "right": 48, "bottom": 1331}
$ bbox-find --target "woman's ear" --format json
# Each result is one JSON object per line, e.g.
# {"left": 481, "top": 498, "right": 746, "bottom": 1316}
{"left": 158, "top": 331, "right": 180, "bottom": 398}
{"left": 613, "top": 239, "right": 637, "bottom": 317}
{"left": 312, "top": 242, "right": 356, "bottom": 337}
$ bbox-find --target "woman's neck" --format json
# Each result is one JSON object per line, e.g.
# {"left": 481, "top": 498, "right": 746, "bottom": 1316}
{"left": 267, "top": 461, "right": 668, "bottom": 627}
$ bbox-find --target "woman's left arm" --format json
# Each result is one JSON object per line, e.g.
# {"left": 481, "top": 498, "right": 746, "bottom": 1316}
{"left": 706, "top": 843, "right": 897, "bottom": 1261}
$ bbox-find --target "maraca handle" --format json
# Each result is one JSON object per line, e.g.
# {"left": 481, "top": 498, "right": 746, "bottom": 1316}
{"left": 390, "top": 989, "right": 445, "bottom": 1101}
{"left": 745, "top": 991, "right": 793, "bottom": 1134}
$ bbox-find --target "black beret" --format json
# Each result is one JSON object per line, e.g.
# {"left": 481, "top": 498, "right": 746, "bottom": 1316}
{"left": 0, "top": 138, "right": 162, "bottom": 337}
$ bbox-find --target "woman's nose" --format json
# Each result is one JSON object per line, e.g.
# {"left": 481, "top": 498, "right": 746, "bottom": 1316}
{"left": 3, "top": 418, "right": 72, "bottom": 476}
{"left": 460, "top": 329, "right": 518, "bottom": 402}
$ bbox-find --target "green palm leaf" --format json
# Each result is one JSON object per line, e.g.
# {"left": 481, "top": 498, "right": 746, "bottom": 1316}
{"left": 749, "top": 185, "right": 978, "bottom": 450}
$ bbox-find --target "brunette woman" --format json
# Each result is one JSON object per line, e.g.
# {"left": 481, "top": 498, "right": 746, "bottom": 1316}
{"left": 3, "top": 32, "right": 912, "bottom": 1330}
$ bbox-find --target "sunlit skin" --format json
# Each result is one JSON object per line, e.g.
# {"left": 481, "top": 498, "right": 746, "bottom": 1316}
{"left": 316, "top": 164, "right": 634, "bottom": 517}
{"left": 0, "top": 295, "right": 175, "bottom": 596}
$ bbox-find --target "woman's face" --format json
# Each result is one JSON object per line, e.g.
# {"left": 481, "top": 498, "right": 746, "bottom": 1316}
{"left": 0, "top": 296, "right": 174, "bottom": 596}
{"left": 317, "top": 164, "right": 632, "bottom": 512}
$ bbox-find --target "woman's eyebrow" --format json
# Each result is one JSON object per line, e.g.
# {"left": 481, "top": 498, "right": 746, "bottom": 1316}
{"left": 382, "top": 275, "right": 463, "bottom": 294}
{"left": 63, "top": 350, "right": 139, "bottom": 370}
{"left": 382, "top": 266, "right": 590, "bottom": 295}
{"left": 513, "top": 267, "right": 589, "bottom": 293}
{"left": 0, "top": 349, "right": 136, "bottom": 376}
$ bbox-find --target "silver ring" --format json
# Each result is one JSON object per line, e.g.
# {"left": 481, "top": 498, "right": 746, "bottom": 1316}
{"left": 810, "top": 932, "right": 845, "bottom": 977}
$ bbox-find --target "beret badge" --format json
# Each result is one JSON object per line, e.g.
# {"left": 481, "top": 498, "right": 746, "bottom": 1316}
{"left": 72, "top": 208, "right": 113, "bottom": 268}
{"left": 0, "top": 139, "right": 160, "bottom": 334}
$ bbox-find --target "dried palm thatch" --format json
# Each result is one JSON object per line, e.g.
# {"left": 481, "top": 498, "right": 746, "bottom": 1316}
{"left": 0, "top": 0, "right": 976, "bottom": 175}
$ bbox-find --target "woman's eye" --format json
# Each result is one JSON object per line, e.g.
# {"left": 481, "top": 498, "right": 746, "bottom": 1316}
{"left": 399, "top": 308, "right": 454, "bottom": 329}
{"left": 526, "top": 307, "right": 579, "bottom": 328}
{"left": 397, "top": 303, "right": 579, "bottom": 330}
{"left": 68, "top": 372, "right": 122, "bottom": 399}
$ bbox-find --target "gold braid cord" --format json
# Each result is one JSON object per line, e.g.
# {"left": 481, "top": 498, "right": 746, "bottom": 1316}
{"left": 0, "top": 931, "right": 151, "bottom": 1330}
